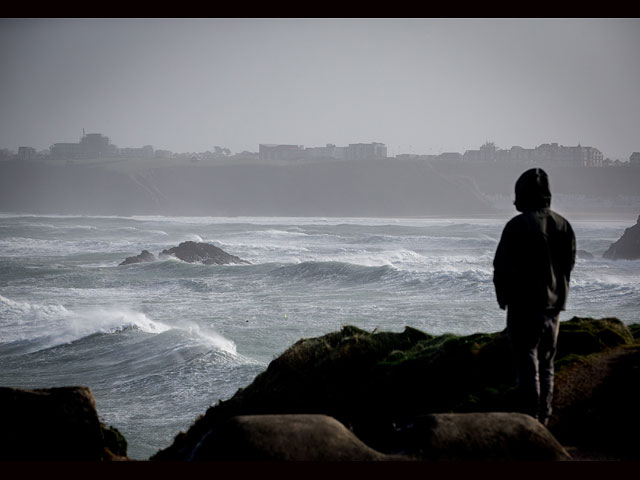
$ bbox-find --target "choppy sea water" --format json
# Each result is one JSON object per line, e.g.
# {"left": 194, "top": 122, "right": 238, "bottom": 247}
{"left": 1, "top": 213, "right": 638, "bottom": 459}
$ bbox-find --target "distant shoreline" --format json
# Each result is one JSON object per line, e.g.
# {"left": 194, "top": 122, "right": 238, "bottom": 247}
{"left": 1, "top": 160, "right": 638, "bottom": 218}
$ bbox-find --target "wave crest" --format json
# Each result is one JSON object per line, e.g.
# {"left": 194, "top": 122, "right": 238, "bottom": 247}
{"left": 0, "top": 295, "right": 170, "bottom": 353}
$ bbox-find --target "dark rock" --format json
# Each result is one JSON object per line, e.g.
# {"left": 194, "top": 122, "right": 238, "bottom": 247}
{"left": 577, "top": 249, "right": 594, "bottom": 259}
{"left": 153, "top": 318, "right": 634, "bottom": 461}
{"left": 395, "top": 412, "right": 571, "bottom": 461}
{"left": 0, "top": 386, "right": 127, "bottom": 461}
{"left": 159, "top": 241, "right": 250, "bottom": 265}
{"left": 190, "top": 414, "right": 401, "bottom": 461}
{"left": 119, "top": 249, "right": 156, "bottom": 266}
{"left": 603, "top": 214, "right": 640, "bottom": 260}
{"left": 101, "top": 422, "right": 129, "bottom": 458}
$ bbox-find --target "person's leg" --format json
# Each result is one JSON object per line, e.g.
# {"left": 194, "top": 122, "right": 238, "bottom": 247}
{"left": 507, "top": 307, "right": 542, "bottom": 420}
{"left": 537, "top": 310, "right": 560, "bottom": 425}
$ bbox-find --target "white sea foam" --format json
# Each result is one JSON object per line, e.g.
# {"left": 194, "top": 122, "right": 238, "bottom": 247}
{"left": 178, "top": 322, "right": 237, "bottom": 355}
{"left": 0, "top": 294, "right": 170, "bottom": 349}
{"left": 185, "top": 234, "right": 204, "bottom": 242}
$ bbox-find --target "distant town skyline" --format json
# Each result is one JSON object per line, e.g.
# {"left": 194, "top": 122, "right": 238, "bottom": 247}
{"left": 0, "top": 130, "right": 614, "bottom": 158}
{"left": 7, "top": 131, "right": 632, "bottom": 168}
{"left": 1, "top": 19, "right": 639, "bottom": 160}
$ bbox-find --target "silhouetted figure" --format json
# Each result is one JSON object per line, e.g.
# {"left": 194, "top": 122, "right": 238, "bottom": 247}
{"left": 493, "top": 168, "right": 576, "bottom": 426}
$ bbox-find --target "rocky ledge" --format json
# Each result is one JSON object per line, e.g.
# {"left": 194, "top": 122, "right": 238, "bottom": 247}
{"left": 603, "top": 214, "right": 640, "bottom": 260}
{"left": 151, "top": 316, "right": 640, "bottom": 461}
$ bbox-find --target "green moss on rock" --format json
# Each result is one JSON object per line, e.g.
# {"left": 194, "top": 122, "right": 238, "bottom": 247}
{"left": 557, "top": 317, "right": 634, "bottom": 358}
{"left": 628, "top": 323, "right": 640, "bottom": 341}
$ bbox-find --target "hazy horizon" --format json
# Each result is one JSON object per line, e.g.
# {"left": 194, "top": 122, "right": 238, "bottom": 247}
{"left": 1, "top": 18, "right": 639, "bottom": 160}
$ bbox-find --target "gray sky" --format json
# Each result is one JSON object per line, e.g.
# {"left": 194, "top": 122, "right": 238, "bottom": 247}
{"left": 1, "top": 18, "right": 639, "bottom": 159}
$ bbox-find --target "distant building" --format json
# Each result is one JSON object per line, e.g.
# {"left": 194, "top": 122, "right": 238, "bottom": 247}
{"left": 334, "top": 146, "right": 348, "bottom": 160}
{"left": 462, "top": 149, "right": 481, "bottom": 162}
{"left": 507, "top": 145, "right": 536, "bottom": 164}
{"left": 50, "top": 142, "right": 84, "bottom": 159}
{"left": 436, "top": 152, "right": 463, "bottom": 162}
{"left": 463, "top": 142, "right": 500, "bottom": 163}
{"left": 305, "top": 144, "right": 337, "bottom": 159}
{"left": 0, "top": 148, "right": 15, "bottom": 160}
{"left": 346, "top": 142, "right": 387, "bottom": 160}
{"left": 395, "top": 154, "right": 423, "bottom": 160}
{"left": 534, "top": 143, "right": 603, "bottom": 167}
{"left": 119, "top": 145, "right": 154, "bottom": 158}
{"left": 154, "top": 149, "right": 173, "bottom": 158}
{"left": 460, "top": 142, "right": 603, "bottom": 167}
{"left": 259, "top": 144, "right": 305, "bottom": 162}
{"left": 80, "top": 133, "right": 111, "bottom": 158}
{"left": 630, "top": 152, "right": 640, "bottom": 166}
{"left": 17, "top": 146, "right": 37, "bottom": 160}
{"left": 49, "top": 131, "right": 117, "bottom": 159}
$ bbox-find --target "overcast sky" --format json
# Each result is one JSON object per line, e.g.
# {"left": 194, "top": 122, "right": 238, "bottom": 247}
{"left": 1, "top": 18, "right": 639, "bottom": 159}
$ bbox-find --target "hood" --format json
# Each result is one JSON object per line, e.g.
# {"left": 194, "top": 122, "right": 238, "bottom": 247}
{"left": 514, "top": 168, "right": 551, "bottom": 212}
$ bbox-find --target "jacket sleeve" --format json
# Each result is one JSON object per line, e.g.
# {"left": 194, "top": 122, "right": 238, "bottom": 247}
{"left": 567, "top": 221, "right": 576, "bottom": 279}
{"left": 493, "top": 224, "right": 512, "bottom": 310}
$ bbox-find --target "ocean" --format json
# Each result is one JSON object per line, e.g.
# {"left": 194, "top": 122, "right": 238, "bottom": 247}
{"left": 1, "top": 213, "right": 638, "bottom": 459}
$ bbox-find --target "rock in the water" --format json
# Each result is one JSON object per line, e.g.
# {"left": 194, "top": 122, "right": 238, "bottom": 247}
{"left": 119, "top": 249, "right": 156, "bottom": 266}
{"left": 159, "top": 241, "right": 250, "bottom": 265}
{"left": 577, "top": 249, "right": 594, "bottom": 260}
{"left": 189, "top": 414, "right": 400, "bottom": 461}
{"left": 603, "top": 215, "right": 640, "bottom": 260}
{"left": 396, "top": 412, "right": 571, "bottom": 461}
{"left": 0, "top": 386, "right": 127, "bottom": 461}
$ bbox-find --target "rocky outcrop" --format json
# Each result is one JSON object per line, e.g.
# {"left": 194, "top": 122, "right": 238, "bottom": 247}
{"left": 153, "top": 317, "right": 638, "bottom": 461}
{"left": 119, "top": 249, "right": 156, "bottom": 266}
{"left": 159, "top": 241, "right": 250, "bottom": 265}
{"left": 603, "top": 214, "right": 640, "bottom": 260}
{"left": 0, "top": 386, "right": 127, "bottom": 461}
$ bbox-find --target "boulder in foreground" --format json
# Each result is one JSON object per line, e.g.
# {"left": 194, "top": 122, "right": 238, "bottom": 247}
{"left": 395, "top": 412, "right": 571, "bottom": 461}
{"left": 0, "top": 386, "right": 127, "bottom": 461}
{"left": 159, "top": 241, "right": 250, "bottom": 265}
{"left": 190, "top": 414, "right": 400, "bottom": 461}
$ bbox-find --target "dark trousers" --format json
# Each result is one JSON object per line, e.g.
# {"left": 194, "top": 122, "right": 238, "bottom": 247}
{"left": 506, "top": 307, "right": 560, "bottom": 424}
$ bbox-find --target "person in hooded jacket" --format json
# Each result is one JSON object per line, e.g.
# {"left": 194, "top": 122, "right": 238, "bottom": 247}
{"left": 493, "top": 168, "right": 576, "bottom": 426}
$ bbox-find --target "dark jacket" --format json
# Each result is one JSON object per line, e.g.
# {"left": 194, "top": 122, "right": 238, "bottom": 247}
{"left": 493, "top": 168, "right": 576, "bottom": 311}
